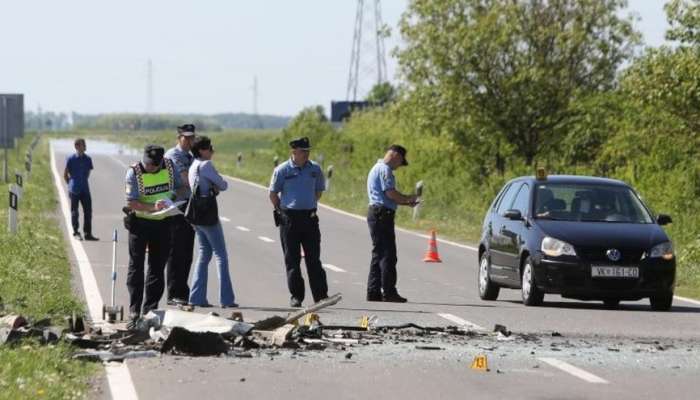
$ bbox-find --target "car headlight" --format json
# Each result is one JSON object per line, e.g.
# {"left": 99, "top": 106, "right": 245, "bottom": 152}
{"left": 541, "top": 237, "right": 577, "bottom": 257}
{"left": 649, "top": 242, "right": 674, "bottom": 260}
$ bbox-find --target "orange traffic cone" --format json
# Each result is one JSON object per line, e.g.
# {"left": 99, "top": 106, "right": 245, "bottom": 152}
{"left": 422, "top": 229, "right": 442, "bottom": 263}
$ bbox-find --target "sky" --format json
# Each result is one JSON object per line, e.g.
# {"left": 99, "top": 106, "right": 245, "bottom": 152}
{"left": 0, "top": 0, "right": 670, "bottom": 117}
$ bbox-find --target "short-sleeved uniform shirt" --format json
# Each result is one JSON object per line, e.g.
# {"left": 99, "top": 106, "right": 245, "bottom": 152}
{"left": 367, "top": 159, "right": 397, "bottom": 210}
{"left": 269, "top": 159, "right": 325, "bottom": 210}
{"left": 65, "top": 153, "right": 94, "bottom": 194}
{"left": 125, "top": 161, "right": 183, "bottom": 202}
{"left": 164, "top": 144, "right": 194, "bottom": 201}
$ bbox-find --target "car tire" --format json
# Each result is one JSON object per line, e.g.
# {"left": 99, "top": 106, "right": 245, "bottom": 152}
{"left": 649, "top": 292, "right": 673, "bottom": 311}
{"left": 521, "top": 256, "right": 544, "bottom": 306}
{"left": 603, "top": 299, "right": 620, "bottom": 309}
{"left": 478, "top": 251, "right": 500, "bottom": 300}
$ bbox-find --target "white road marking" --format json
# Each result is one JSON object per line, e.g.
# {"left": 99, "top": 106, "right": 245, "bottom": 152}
{"left": 104, "top": 363, "right": 139, "bottom": 400}
{"left": 109, "top": 155, "right": 128, "bottom": 168}
{"left": 538, "top": 357, "right": 609, "bottom": 384}
{"left": 236, "top": 226, "right": 251, "bottom": 232}
{"left": 437, "top": 313, "right": 485, "bottom": 331}
{"left": 258, "top": 236, "right": 275, "bottom": 243}
{"left": 223, "top": 174, "right": 479, "bottom": 252}
{"left": 51, "top": 144, "right": 139, "bottom": 400}
{"left": 219, "top": 216, "right": 231, "bottom": 222}
{"left": 323, "top": 263, "right": 347, "bottom": 273}
{"left": 675, "top": 295, "right": 700, "bottom": 306}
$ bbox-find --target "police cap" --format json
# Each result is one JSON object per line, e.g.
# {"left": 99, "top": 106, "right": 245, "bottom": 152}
{"left": 143, "top": 144, "right": 165, "bottom": 166}
{"left": 177, "top": 124, "right": 196, "bottom": 137}
{"left": 387, "top": 144, "right": 408, "bottom": 166}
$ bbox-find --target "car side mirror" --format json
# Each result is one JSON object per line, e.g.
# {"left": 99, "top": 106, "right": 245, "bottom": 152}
{"left": 657, "top": 214, "right": 672, "bottom": 226}
{"left": 503, "top": 209, "right": 523, "bottom": 221}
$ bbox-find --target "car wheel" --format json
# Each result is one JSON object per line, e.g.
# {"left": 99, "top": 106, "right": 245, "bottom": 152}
{"left": 603, "top": 299, "right": 620, "bottom": 309}
{"left": 521, "top": 256, "right": 544, "bottom": 306}
{"left": 478, "top": 251, "right": 500, "bottom": 300}
{"left": 649, "top": 292, "right": 673, "bottom": 311}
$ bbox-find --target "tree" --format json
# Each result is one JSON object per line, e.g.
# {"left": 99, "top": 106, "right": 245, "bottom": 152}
{"left": 365, "top": 82, "right": 397, "bottom": 105}
{"left": 665, "top": 0, "right": 700, "bottom": 45}
{"left": 397, "top": 0, "right": 640, "bottom": 165}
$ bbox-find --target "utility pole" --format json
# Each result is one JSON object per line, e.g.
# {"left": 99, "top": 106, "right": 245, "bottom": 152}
{"left": 347, "top": 0, "right": 388, "bottom": 101}
{"left": 146, "top": 59, "right": 153, "bottom": 114}
{"left": 2, "top": 97, "right": 7, "bottom": 183}
{"left": 252, "top": 76, "right": 263, "bottom": 129}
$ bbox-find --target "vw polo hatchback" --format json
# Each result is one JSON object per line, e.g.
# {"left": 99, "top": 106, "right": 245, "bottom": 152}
{"left": 478, "top": 173, "right": 675, "bottom": 310}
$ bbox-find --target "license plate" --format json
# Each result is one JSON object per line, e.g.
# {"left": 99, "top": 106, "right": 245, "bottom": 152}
{"left": 591, "top": 266, "right": 639, "bottom": 278}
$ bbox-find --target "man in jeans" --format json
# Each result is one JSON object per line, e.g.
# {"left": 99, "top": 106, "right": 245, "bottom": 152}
{"left": 63, "top": 138, "right": 98, "bottom": 241}
{"left": 365, "top": 145, "right": 418, "bottom": 303}
{"left": 164, "top": 124, "right": 196, "bottom": 305}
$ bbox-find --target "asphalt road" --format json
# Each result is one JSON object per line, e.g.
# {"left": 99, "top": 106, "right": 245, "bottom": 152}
{"left": 50, "top": 139, "right": 700, "bottom": 400}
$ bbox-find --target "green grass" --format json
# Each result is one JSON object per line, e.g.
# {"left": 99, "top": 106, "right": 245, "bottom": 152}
{"left": 0, "top": 135, "right": 96, "bottom": 400}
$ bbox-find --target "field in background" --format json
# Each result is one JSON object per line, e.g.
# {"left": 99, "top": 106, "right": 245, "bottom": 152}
{"left": 0, "top": 135, "right": 96, "bottom": 400}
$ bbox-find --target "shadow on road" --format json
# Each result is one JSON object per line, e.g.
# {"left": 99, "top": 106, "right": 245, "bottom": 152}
{"left": 499, "top": 300, "right": 700, "bottom": 313}
{"left": 236, "top": 306, "right": 441, "bottom": 314}
{"left": 408, "top": 301, "right": 497, "bottom": 308}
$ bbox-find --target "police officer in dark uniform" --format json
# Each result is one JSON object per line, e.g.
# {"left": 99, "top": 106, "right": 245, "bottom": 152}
{"left": 269, "top": 137, "right": 328, "bottom": 307}
{"left": 164, "top": 124, "right": 196, "bottom": 305}
{"left": 366, "top": 145, "right": 418, "bottom": 303}
{"left": 124, "top": 145, "right": 184, "bottom": 327}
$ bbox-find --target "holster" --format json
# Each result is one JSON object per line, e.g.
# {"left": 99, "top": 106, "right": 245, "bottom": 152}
{"left": 122, "top": 207, "right": 137, "bottom": 233}
{"left": 273, "top": 209, "right": 282, "bottom": 227}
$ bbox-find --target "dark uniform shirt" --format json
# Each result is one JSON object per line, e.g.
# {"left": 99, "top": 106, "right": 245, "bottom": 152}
{"left": 65, "top": 153, "right": 93, "bottom": 194}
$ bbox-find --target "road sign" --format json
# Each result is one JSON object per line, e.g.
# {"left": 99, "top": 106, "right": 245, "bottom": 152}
{"left": 0, "top": 94, "right": 24, "bottom": 149}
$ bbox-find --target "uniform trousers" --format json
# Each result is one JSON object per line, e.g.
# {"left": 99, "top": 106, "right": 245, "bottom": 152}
{"left": 127, "top": 217, "right": 172, "bottom": 315}
{"left": 366, "top": 205, "right": 398, "bottom": 296}
{"left": 278, "top": 209, "right": 328, "bottom": 303}
{"left": 166, "top": 214, "right": 195, "bottom": 301}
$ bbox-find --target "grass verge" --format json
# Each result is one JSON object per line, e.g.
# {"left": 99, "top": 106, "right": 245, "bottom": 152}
{"left": 0, "top": 135, "right": 96, "bottom": 400}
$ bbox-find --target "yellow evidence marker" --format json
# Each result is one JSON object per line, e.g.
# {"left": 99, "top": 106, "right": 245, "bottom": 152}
{"left": 359, "top": 315, "right": 370, "bottom": 329}
{"left": 304, "top": 313, "right": 320, "bottom": 326}
{"left": 471, "top": 354, "right": 489, "bottom": 371}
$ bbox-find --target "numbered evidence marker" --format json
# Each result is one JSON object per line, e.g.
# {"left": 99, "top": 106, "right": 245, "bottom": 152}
{"left": 470, "top": 354, "right": 489, "bottom": 372}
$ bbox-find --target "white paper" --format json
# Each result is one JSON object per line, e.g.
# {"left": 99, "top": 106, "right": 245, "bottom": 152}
{"left": 148, "top": 200, "right": 187, "bottom": 217}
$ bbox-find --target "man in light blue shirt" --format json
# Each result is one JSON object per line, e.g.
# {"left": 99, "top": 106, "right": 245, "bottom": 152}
{"left": 366, "top": 145, "right": 418, "bottom": 303}
{"left": 269, "top": 137, "right": 328, "bottom": 307}
{"left": 163, "top": 123, "right": 196, "bottom": 306}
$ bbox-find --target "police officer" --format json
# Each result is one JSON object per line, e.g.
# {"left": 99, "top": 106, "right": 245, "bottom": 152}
{"left": 269, "top": 137, "right": 328, "bottom": 307}
{"left": 164, "top": 124, "right": 196, "bottom": 305}
{"left": 366, "top": 145, "right": 418, "bottom": 303}
{"left": 124, "top": 145, "right": 184, "bottom": 327}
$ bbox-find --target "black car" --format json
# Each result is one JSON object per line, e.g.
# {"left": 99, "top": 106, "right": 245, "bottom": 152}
{"left": 478, "top": 173, "right": 676, "bottom": 310}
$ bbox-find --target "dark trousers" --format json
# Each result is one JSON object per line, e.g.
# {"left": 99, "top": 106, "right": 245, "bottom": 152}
{"left": 69, "top": 191, "right": 92, "bottom": 235}
{"left": 166, "top": 214, "right": 195, "bottom": 301}
{"left": 278, "top": 209, "right": 328, "bottom": 303}
{"left": 367, "top": 206, "right": 398, "bottom": 296}
{"left": 127, "top": 218, "right": 172, "bottom": 315}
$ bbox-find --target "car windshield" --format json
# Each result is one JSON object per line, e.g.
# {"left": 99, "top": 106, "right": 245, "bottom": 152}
{"left": 533, "top": 183, "right": 653, "bottom": 223}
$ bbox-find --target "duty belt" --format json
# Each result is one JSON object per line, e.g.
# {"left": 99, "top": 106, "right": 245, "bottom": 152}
{"left": 369, "top": 204, "right": 395, "bottom": 215}
{"left": 281, "top": 209, "right": 317, "bottom": 218}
